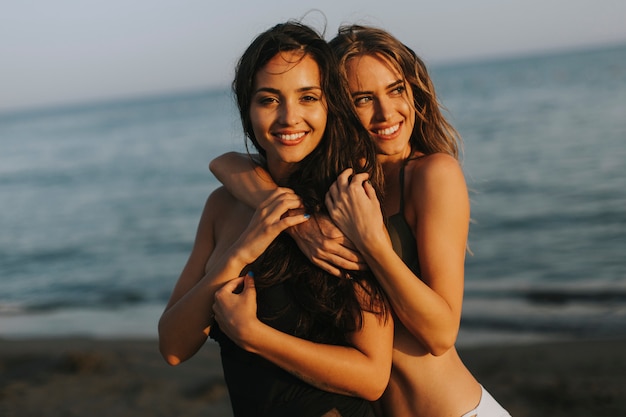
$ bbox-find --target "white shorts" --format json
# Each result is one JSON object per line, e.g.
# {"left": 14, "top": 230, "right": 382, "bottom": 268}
{"left": 460, "top": 385, "right": 511, "bottom": 417}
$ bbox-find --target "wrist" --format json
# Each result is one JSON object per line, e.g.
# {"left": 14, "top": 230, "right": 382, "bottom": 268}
{"left": 238, "top": 319, "right": 268, "bottom": 354}
{"left": 357, "top": 226, "right": 391, "bottom": 257}
{"left": 225, "top": 247, "right": 254, "bottom": 274}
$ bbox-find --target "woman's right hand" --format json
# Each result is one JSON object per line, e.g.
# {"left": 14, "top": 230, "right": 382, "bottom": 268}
{"left": 233, "top": 188, "right": 311, "bottom": 265}
{"left": 325, "top": 168, "right": 387, "bottom": 254}
{"left": 213, "top": 273, "right": 260, "bottom": 349}
{"left": 288, "top": 214, "right": 367, "bottom": 278}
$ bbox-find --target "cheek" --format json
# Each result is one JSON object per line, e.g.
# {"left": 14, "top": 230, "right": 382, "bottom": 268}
{"left": 312, "top": 107, "right": 328, "bottom": 132}
{"left": 402, "top": 101, "right": 416, "bottom": 129}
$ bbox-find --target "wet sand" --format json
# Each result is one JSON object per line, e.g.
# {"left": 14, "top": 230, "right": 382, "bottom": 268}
{"left": 1, "top": 337, "right": 625, "bottom": 416}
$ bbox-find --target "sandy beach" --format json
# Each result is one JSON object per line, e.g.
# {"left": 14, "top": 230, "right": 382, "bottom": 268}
{"left": 1, "top": 337, "right": 625, "bottom": 417}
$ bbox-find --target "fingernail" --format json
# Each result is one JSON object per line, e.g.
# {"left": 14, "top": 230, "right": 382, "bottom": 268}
{"left": 247, "top": 271, "right": 254, "bottom": 278}
{"left": 303, "top": 213, "right": 310, "bottom": 219}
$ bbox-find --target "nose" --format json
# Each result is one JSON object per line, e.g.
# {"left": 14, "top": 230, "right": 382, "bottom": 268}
{"left": 278, "top": 100, "right": 300, "bottom": 126}
{"left": 373, "top": 96, "right": 393, "bottom": 122}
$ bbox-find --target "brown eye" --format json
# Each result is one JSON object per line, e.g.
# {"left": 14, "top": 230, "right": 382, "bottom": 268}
{"left": 301, "top": 95, "right": 319, "bottom": 103}
{"left": 354, "top": 96, "right": 372, "bottom": 106}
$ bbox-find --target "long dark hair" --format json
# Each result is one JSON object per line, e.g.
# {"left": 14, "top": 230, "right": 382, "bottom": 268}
{"left": 234, "top": 22, "right": 388, "bottom": 344}
{"left": 330, "top": 24, "right": 462, "bottom": 160}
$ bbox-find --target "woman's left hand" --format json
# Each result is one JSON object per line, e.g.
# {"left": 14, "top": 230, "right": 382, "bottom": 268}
{"left": 213, "top": 273, "right": 259, "bottom": 349}
{"left": 325, "top": 168, "right": 386, "bottom": 252}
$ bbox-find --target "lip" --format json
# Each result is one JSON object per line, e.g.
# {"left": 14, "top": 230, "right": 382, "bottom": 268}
{"left": 370, "top": 122, "right": 402, "bottom": 141}
{"left": 273, "top": 130, "right": 308, "bottom": 146}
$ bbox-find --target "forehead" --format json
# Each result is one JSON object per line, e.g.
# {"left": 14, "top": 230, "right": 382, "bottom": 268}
{"left": 254, "top": 51, "right": 321, "bottom": 87}
{"left": 345, "top": 53, "right": 402, "bottom": 89}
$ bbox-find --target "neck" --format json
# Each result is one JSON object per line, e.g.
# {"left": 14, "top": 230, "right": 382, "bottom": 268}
{"left": 268, "top": 161, "right": 296, "bottom": 186}
{"left": 377, "top": 146, "right": 412, "bottom": 176}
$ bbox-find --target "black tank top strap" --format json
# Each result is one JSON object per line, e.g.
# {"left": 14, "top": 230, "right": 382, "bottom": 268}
{"left": 399, "top": 154, "right": 428, "bottom": 213}
{"left": 398, "top": 158, "right": 409, "bottom": 216}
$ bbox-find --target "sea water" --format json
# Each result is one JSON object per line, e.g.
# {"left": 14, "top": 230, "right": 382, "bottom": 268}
{"left": 1, "top": 44, "right": 625, "bottom": 346}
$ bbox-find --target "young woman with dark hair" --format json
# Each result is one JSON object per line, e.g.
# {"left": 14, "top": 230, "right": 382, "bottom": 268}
{"left": 158, "top": 22, "right": 392, "bottom": 417}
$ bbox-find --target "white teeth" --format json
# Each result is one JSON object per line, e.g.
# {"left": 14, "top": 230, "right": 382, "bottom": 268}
{"left": 277, "top": 132, "right": 306, "bottom": 141}
{"left": 375, "top": 124, "right": 400, "bottom": 136}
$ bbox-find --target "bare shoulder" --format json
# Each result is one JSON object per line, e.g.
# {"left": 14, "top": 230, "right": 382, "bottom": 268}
{"left": 206, "top": 185, "right": 241, "bottom": 208}
{"left": 410, "top": 152, "right": 462, "bottom": 175}
{"left": 407, "top": 153, "right": 465, "bottom": 189}
{"left": 187, "top": 187, "right": 252, "bottom": 270}
{"left": 403, "top": 153, "right": 469, "bottom": 227}
{"left": 205, "top": 186, "right": 252, "bottom": 220}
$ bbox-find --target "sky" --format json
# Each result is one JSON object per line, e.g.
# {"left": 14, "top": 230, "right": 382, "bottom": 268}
{"left": 2, "top": 0, "right": 626, "bottom": 113}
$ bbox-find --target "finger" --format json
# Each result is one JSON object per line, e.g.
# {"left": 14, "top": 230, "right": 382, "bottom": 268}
{"left": 275, "top": 186, "right": 296, "bottom": 194}
{"left": 262, "top": 192, "right": 303, "bottom": 213}
{"left": 279, "top": 213, "right": 311, "bottom": 229}
{"left": 336, "top": 168, "right": 354, "bottom": 188}
{"left": 310, "top": 258, "right": 342, "bottom": 278}
{"left": 267, "top": 193, "right": 308, "bottom": 217}
{"left": 319, "top": 242, "right": 366, "bottom": 270}
{"left": 348, "top": 172, "right": 370, "bottom": 187}
{"left": 325, "top": 256, "right": 366, "bottom": 272}
{"left": 362, "top": 179, "right": 378, "bottom": 200}
{"left": 242, "top": 273, "right": 257, "bottom": 295}
{"left": 325, "top": 190, "right": 336, "bottom": 212}
{"left": 218, "top": 276, "right": 245, "bottom": 295}
{"left": 333, "top": 243, "right": 364, "bottom": 263}
{"left": 255, "top": 201, "right": 306, "bottom": 237}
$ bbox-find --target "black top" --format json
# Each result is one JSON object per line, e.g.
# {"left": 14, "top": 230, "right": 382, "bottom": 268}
{"left": 210, "top": 281, "right": 376, "bottom": 417}
{"left": 387, "top": 159, "right": 422, "bottom": 277}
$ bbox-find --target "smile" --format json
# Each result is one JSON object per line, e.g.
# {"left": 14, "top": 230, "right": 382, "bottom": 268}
{"left": 374, "top": 123, "right": 400, "bottom": 136}
{"left": 276, "top": 132, "right": 306, "bottom": 141}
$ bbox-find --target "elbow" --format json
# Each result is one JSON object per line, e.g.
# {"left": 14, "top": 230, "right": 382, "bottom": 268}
{"left": 363, "top": 375, "right": 389, "bottom": 401}
{"left": 361, "top": 363, "right": 391, "bottom": 401}
{"left": 208, "top": 156, "right": 219, "bottom": 175}
{"left": 425, "top": 332, "right": 457, "bottom": 357}
{"left": 365, "top": 384, "right": 387, "bottom": 402}
{"left": 429, "top": 344, "right": 453, "bottom": 357}
{"left": 158, "top": 341, "right": 180, "bottom": 366}
{"left": 162, "top": 352, "right": 182, "bottom": 366}
{"left": 158, "top": 312, "right": 211, "bottom": 366}
{"left": 158, "top": 334, "right": 184, "bottom": 366}
{"left": 158, "top": 319, "right": 186, "bottom": 366}
{"left": 209, "top": 151, "right": 235, "bottom": 176}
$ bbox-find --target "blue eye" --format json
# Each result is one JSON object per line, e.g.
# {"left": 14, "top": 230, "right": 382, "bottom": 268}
{"left": 391, "top": 86, "right": 405, "bottom": 95}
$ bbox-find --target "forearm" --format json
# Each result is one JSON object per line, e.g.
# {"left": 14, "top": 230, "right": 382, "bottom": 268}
{"left": 159, "top": 253, "right": 249, "bottom": 365}
{"left": 158, "top": 279, "right": 220, "bottom": 365}
{"left": 242, "top": 317, "right": 391, "bottom": 401}
{"left": 360, "top": 240, "right": 460, "bottom": 355}
{"left": 209, "top": 152, "right": 276, "bottom": 208}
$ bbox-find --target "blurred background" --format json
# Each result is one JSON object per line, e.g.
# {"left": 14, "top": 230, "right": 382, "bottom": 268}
{"left": 1, "top": 0, "right": 625, "bottom": 346}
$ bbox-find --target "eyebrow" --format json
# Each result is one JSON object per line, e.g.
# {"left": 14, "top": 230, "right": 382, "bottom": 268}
{"left": 254, "top": 86, "right": 322, "bottom": 95}
{"left": 351, "top": 79, "right": 404, "bottom": 96}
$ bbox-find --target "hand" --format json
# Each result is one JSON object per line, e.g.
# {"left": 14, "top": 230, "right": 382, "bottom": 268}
{"left": 289, "top": 214, "right": 366, "bottom": 277}
{"left": 234, "top": 188, "right": 310, "bottom": 265}
{"left": 325, "top": 169, "right": 386, "bottom": 253}
{"left": 213, "top": 273, "right": 259, "bottom": 349}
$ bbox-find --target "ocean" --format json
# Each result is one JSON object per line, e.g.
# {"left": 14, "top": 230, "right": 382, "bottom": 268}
{"left": 1, "top": 43, "right": 625, "bottom": 347}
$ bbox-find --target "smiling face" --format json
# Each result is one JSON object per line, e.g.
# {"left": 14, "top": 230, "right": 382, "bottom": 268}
{"left": 345, "top": 54, "right": 415, "bottom": 161}
{"left": 250, "top": 51, "right": 327, "bottom": 182}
